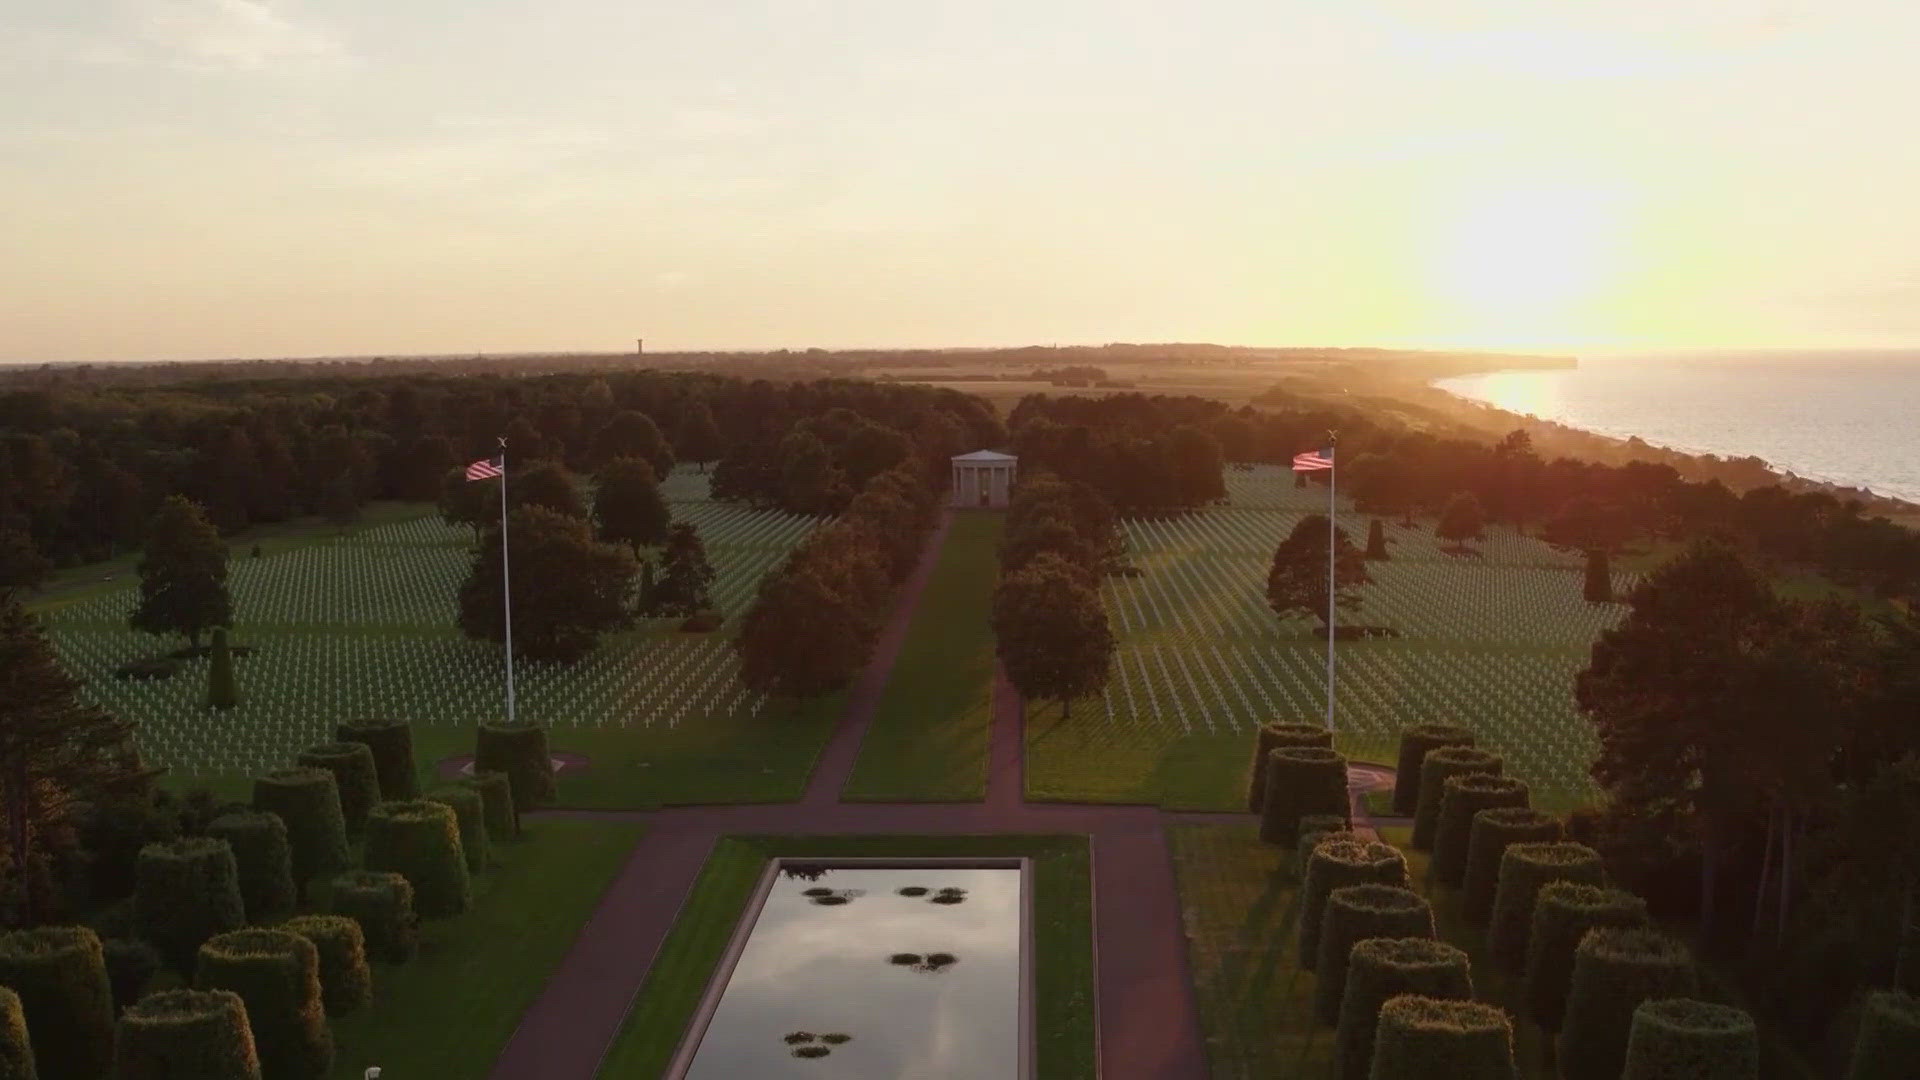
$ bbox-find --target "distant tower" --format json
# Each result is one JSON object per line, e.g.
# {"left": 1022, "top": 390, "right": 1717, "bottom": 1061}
{"left": 636, "top": 338, "right": 644, "bottom": 355}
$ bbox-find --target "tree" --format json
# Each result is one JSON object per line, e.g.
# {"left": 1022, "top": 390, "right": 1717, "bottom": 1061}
{"left": 1436, "top": 491, "right": 1486, "bottom": 551}
{"left": 205, "top": 626, "right": 238, "bottom": 710}
{"left": 649, "top": 523, "right": 715, "bottom": 617}
{"left": 672, "top": 400, "right": 725, "bottom": 472}
{"left": 734, "top": 567, "right": 874, "bottom": 702}
{"left": 590, "top": 410, "right": 674, "bottom": 478}
{"left": 779, "top": 430, "right": 847, "bottom": 515}
{"left": 456, "top": 507, "right": 637, "bottom": 663}
{"left": 1584, "top": 549, "right": 1613, "bottom": 603}
{"left": 1169, "top": 425, "right": 1227, "bottom": 505}
{"left": 593, "top": 458, "right": 671, "bottom": 558}
{"left": 1267, "top": 515, "right": 1369, "bottom": 627}
{"left": 508, "top": 460, "right": 586, "bottom": 520}
{"left": 0, "top": 599, "right": 144, "bottom": 923}
{"left": 397, "top": 435, "right": 455, "bottom": 501}
{"left": 992, "top": 553, "right": 1113, "bottom": 718}
{"left": 1366, "top": 518, "right": 1389, "bottom": 560}
{"left": 438, "top": 466, "right": 494, "bottom": 545}
{"left": 0, "top": 529, "right": 50, "bottom": 602}
{"left": 129, "top": 496, "right": 231, "bottom": 648}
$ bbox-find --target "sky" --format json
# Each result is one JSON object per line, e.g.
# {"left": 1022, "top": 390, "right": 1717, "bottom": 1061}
{"left": 4, "top": 0, "right": 1920, "bottom": 361}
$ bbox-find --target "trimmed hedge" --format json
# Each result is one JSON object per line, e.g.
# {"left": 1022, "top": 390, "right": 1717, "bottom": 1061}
{"left": 1336, "top": 939, "right": 1473, "bottom": 1080}
{"left": 134, "top": 838, "right": 246, "bottom": 975}
{"left": 1558, "top": 927, "right": 1698, "bottom": 1080}
{"left": 326, "top": 872, "right": 417, "bottom": 963}
{"left": 194, "top": 930, "right": 331, "bottom": 1080}
{"left": 425, "top": 787, "right": 489, "bottom": 873}
{"left": 1300, "top": 838, "right": 1408, "bottom": 970}
{"left": 1298, "top": 816, "right": 1355, "bottom": 879}
{"left": 249, "top": 771, "right": 349, "bottom": 891}
{"left": 0, "top": 926, "right": 114, "bottom": 1079}
{"left": 333, "top": 719, "right": 418, "bottom": 801}
{"left": 1488, "top": 841, "right": 1604, "bottom": 973}
{"left": 1847, "top": 990, "right": 1919, "bottom": 1080}
{"left": 1622, "top": 997, "right": 1758, "bottom": 1080}
{"left": 1429, "top": 774, "right": 1530, "bottom": 888}
{"left": 474, "top": 723, "right": 554, "bottom": 812}
{"left": 1314, "top": 884, "right": 1435, "bottom": 1024}
{"left": 363, "top": 800, "right": 470, "bottom": 918}
{"left": 102, "top": 939, "right": 161, "bottom": 1017}
{"left": 1259, "top": 746, "right": 1349, "bottom": 845}
{"left": 1410, "top": 746, "right": 1503, "bottom": 850}
{"left": 1392, "top": 724, "right": 1476, "bottom": 815}
{"left": 292, "top": 744, "right": 379, "bottom": 836}
{"left": 205, "top": 813, "right": 295, "bottom": 924}
{"left": 1246, "top": 722, "right": 1333, "bottom": 813}
{"left": 461, "top": 771, "right": 517, "bottom": 840}
{"left": 277, "top": 917, "right": 370, "bottom": 1017}
{"left": 113, "top": 989, "right": 260, "bottom": 1080}
{"left": 1523, "top": 882, "right": 1649, "bottom": 1032}
{"left": 0, "top": 986, "right": 31, "bottom": 1080}
{"left": 1369, "top": 994, "right": 1517, "bottom": 1080}
{"left": 1461, "top": 807, "right": 1563, "bottom": 924}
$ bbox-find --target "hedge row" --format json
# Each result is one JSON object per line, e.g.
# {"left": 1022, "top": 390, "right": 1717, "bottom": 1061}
{"left": 1392, "top": 724, "right": 1476, "bottom": 816}
{"left": 134, "top": 838, "right": 246, "bottom": 975}
{"left": 1299, "top": 839, "right": 1407, "bottom": 970}
{"left": 1410, "top": 746, "right": 1503, "bottom": 851}
{"left": 113, "top": 989, "right": 260, "bottom": 1080}
{"left": 293, "top": 744, "right": 379, "bottom": 836}
{"left": 1259, "top": 746, "right": 1349, "bottom": 846}
{"left": 0, "top": 926, "right": 112, "bottom": 1079}
{"left": 327, "top": 872, "right": 417, "bottom": 964}
{"left": 1370, "top": 994, "right": 1516, "bottom": 1080}
{"left": 1622, "top": 997, "right": 1759, "bottom": 1080}
{"left": 277, "top": 917, "right": 371, "bottom": 1017}
{"left": 1523, "top": 881, "right": 1649, "bottom": 1032}
{"left": 1334, "top": 938, "right": 1472, "bottom": 1080}
{"left": 1313, "top": 884, "right": 1434, "bottom": 1024}
{"left": 1297, "top": 816, "right": 1355, "bottom": 879}
{"left": 334, "top": 719, "right": 418, "bottom": 801}
{"left": 1488, "top": 841, "right": 1604, "bottom": 973}
{"left": 250, "top": 770, "right": 349, "bottom": 891}
{"left": 461, "top": 771, "right": 517, "bottom": 841}
{"left": 425, "top": 787, "right": 490, "bottom": 873}
{"left": 194, "top": 929, "right": 331, "bottom": 1080}
{"left": 474, "top": 723, "right": 554, "bottom": 813}
{"left": 1461, "top": 807, "right": 1563, "bottom": 924}
{"left": 363, "top": 801, "right": 470, "bottom": 917}
{"left": 205, "top": 813, "right": 295, "bottom": 924}
{"left": 1246, "top": 722, "right": 1332, "bottom": 813}
{"left": 1557, "top": 927, "right": 1698, "bottom": 1080}
{"left": 1429, "top": 774, "right": 1530, "bottom": 888}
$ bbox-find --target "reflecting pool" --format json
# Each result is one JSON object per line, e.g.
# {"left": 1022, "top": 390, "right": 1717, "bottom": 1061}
{"left": 678, "top": 862, "right": 1025, "bottom": 1078}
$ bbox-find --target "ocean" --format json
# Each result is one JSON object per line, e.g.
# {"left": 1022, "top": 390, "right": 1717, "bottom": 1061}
{"left": 1434, "top": 351, "right": 1920, "bottom": 506}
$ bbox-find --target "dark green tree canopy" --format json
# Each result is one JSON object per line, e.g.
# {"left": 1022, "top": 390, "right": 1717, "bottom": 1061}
{"left": 590, "top": 410, "right": 674, "bottom": 478}
{"left": 672, "top": 400, "right": 725, "bottom": 470}
{"left": 1435, "top": 490, "right": 1487, "bottom": 548}
{"left": 508, "top": 459, "right": 586, "bottom": 520}
{"left": 649, "top": 522, "right": 715, "bottom": 617}
{"left": 991, "top": 552, "right": 1114, "bottom": 718}
{"left": 734, "top": 565, "right": 874, "bottom": 700}
{"left": 456, "top": 506, "right": 637, "bottom": 663}
{"left": 1267, "top": 514, "right": 1370, "bottom": 627}
{"left": 130, "top": 495, "right": 231, "bottom": 647}
{"left": 593, "top": 457, "right": 671, "bottom": 556}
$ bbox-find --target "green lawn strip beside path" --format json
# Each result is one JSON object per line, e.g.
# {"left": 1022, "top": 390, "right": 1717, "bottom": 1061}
{"left": 842, "top": 511, "right": 1002, "bottom": 801}
{"left": 329, "top": 818, "right": 644, "bottom": 1079}
{"left": 597, "top": 833, "right": 1095, "bottom": 1079}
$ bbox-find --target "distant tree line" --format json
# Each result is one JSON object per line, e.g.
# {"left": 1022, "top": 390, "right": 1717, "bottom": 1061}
{"left": 1007, "top": 394, "right": 1226, "bottom": 514}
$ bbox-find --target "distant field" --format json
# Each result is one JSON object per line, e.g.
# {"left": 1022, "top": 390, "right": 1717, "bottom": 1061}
{"left": 39, "top": 467, "right": 839, "bottom": 804}
{"left": 1026, "top": 465, "right": 1632, "bottom": 811}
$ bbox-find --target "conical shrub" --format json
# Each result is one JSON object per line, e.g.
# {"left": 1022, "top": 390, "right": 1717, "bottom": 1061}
{"left": 0, "top": 926, "right": 112, "bottom": 1079}
{"left": 1622, "top": 997, "right": 1758, "bottom": 1080}
{"left": 1300, "top": 838, "right": 1407, "bottom": 970}
{"left": 194, "top": 930, "right": 331, "bottom": 1080}
{"left": 101, "top": 939, "right": 160, "bottom": 1018}
{"left": 205, "top": 813, "right": 295, "bottom": 924}
{"left": 292, "top": 743, "right": 379, "bottom": 836}
{"left": 474, "top": 723, "right": 554, "bottom": 812}
{"left": 326, "top": 872, "right": 417, "bottom": 963}
{"left": 1297, "top": 816, "right": 1356, "bottom": 879}
{"left": 250, "top": 771, "right": 349, "bottom": 892}
{"left": 1313, "top": 884, "right": 1434, "bottom": 1024}
{"left": 1411, "top": 746, "right": 1503, "bottom": 850}
{"left": 0, "top": 986, "right": 32, "bottom": 1079}
{"left": 1846, "top": 990, "right": 1919, "bottom": 1080}
{"left": 1259, "top": 746, "right": 1349, "bottom": 845}
{"left": 461, "top": 770, "right": 517, "bottom": 840}
{"left": 276, "top": 917, "right": 370, "bottom": 1017}
{"left": 334, "top": 719, "right": 418, "bottom": 801}
{"left": 1369, "top": 994, "right": 1517, "bottom": 1080}
{"left": 113, "top": 989, "right": 259, "bottom": 1080}
{"left": 1392, "top": 724, "right": 1476, "bottom": 815}
{"left": 134, "top": 838, "right": 246, "bottom": 975}
{"left": 1523, "top": 882, "right": 1649, "bottom": 1032}
{"left": 1461, "top": 808, "right": 1563, "bottom": 924}
{"left": 1430, "top": 774, "right": 1529, "bottom": 887}
{"left": 363, "top": 800, "right": 470, "bottom": 917}
{"left": 1246, "top": 722, "right": 1333, "bottom": 812}
{"left": 1488, "top": 841, "right": 1604, "bottom": 973}
{"left": 425, "top": 787, "right": 489, "bottom": 873}
{"left": 1558, "top": 927, "right": 1697, "bottom": 1080}
{"left": 1335, "top": 938, "right": 1473, "bottom": 1080}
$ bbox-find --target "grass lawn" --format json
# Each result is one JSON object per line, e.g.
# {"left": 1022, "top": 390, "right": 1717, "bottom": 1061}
{"left": 842, "top": 511, "right": 1002, "bottom": 801}
{"left": 328, "top": 818, "right": 643, "bottom": 1079}
{"left": 597, "top": 833, "right": 1095, "bottom": 1079}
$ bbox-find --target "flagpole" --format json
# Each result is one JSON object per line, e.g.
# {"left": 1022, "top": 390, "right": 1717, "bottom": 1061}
{"left": 1325, "top": 431, "right": 1337, "bottom": 732}
{"left": 498, "top": 436, "right": 515, "bottom": 726}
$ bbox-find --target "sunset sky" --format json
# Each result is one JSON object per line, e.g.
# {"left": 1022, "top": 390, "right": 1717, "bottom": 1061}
{"left": 4, "top": 1, "right": 1919, "bottom": 360}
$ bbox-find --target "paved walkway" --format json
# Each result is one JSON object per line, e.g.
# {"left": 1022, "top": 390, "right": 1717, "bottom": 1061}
{"left": 494, "top": 512, "right": 1350, "bottom": 1079}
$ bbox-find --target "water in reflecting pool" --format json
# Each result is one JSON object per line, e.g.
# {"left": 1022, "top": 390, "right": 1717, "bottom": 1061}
{"left": 681, "top": 864, "right": 1022, "bottom": 1078}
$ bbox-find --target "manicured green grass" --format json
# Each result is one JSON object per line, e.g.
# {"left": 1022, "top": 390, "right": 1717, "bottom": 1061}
{"left": 598, "top": 834, "right": 1095, "bottom": 1079}
{"left": 842, "top": 511, "right": 1002, "bottom": 801}
{"left": 328, "top": 818, "right": 643, "bottom": 1079}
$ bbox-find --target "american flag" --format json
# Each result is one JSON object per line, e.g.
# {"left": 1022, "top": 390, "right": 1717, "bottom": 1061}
{"left": 465, "top": 456, "right": 504, "bottom": 481}
{"left": 1291, "top": 446, "right": 1334, "bottom": 472}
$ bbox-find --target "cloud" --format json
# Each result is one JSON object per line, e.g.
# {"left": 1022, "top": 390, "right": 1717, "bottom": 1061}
{"left": 130, "top": 0, "right": 343, "bottom": 72}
